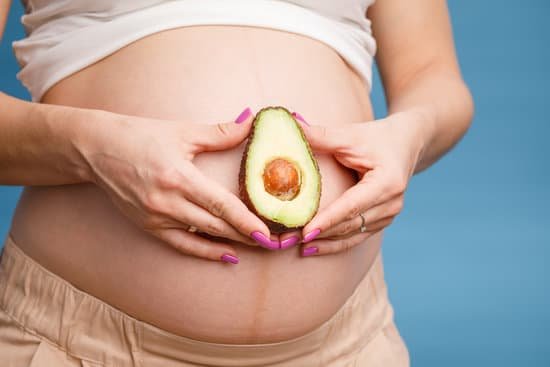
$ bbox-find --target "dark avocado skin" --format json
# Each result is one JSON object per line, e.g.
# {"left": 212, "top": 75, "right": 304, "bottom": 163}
{"left": 238, "top": 106, "right": 322, "bottom": 234}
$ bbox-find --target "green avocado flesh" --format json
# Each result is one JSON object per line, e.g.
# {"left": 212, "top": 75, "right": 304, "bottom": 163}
{"left": 239, "top": 107, "right": 321, "bottom": 233}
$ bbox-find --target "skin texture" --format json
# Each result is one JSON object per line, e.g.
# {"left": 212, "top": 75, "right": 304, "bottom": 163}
{"left": 0, "top": 0, "right": 473, "bottom": 343}
{"left": 288, "top": 0, "right": 474, "bottom": 254}
{"left": 6, "top": 26, "right": 375, "bottom": 343}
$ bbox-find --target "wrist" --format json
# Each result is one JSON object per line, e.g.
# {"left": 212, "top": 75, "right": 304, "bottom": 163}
{"left": 55, "top": 106, "right": 117, "bottom": 184}
{"left": 389, "top": 108, "right": 436, "bottom": 173}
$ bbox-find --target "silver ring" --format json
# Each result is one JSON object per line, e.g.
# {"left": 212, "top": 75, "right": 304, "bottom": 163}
{"left": 359, "top": 213, "right": 367, "bottom": 233}
{"left": 187, "top": 225, "right": 198, "bottom": 233}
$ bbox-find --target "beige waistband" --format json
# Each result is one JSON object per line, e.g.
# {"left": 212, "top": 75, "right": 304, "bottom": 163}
{"left": 0, "top": 235, "right": 392, "bottom": 366}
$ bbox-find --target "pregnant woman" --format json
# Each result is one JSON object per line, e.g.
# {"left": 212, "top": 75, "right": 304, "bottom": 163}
{"left": 0, "top": 0, "right": 473, "bottom": 366}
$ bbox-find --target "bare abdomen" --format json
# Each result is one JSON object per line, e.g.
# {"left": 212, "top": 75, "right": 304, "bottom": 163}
{"left": 10, "top": 26, "right": 382, "bottom": 343}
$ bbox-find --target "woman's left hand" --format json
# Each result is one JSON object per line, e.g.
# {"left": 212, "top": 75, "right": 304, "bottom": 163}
{"left": 291, "top": 111, "right": 428, "bottom": 256}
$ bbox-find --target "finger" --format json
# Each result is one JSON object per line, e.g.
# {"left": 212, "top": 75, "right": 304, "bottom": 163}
{"left": 317, "top": 214, "right": 364, "bottom": 239}
{"left": 153, "top": 227, "right": 240, "bottom": 263}
{"left": 191, "top": 107, "right": 255, "bottom": 153}
{"left": 279, "top": 229, "right": 302, "bottom": 249}
{"left": 363, "top": 217, "right": 394, "bottom": 233}
{"left": 317, "top": 196, "right": 403, "bottom": 239}
{"left": 302, "top": 172, "right": 387, "bottom": 241}
{"left": 291, "top": 112, "right": 310, "bottom": 127}
{"left": 326, "top": 217, "right": 393, "bottom": 240}
{"left": 180, "top": 163, "right": 274, "bottom": 245}
{"left": 163, "top": 198, "right": 258, "bottom": 247}
{"left": 301, "top": 230, "right": 376, "bottom": 257}
{"left": 300, "top": 124, "right": 348, "bottom": 153}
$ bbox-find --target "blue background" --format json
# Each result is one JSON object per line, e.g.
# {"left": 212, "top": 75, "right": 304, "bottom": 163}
{"left": 1, "top": 1, "right": 548, "bottom": 366}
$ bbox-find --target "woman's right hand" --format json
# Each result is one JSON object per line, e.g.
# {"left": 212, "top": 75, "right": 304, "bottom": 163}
{"left": 77, "top": 107, "right": 275, "bottom": 263}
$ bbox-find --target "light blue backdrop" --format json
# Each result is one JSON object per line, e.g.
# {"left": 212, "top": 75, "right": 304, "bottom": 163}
{"left": 1, "top": 1, "right": 548, "bottom": 366}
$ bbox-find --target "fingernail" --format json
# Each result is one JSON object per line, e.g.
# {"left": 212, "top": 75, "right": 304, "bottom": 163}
{"left": 280, "top": 236, "right": 299, "bottom": 249}
{"left": 292, "top": 112, "right": 310, "bottom": 126}
{"left": 303, "top": 228, "right": 321, "bottom": 243}
{"left": 251, "top": 231, "right": 280, "bottom": 250}
{"left": 220, "top": 253, "right": 239, "bottom": 264}
{"left": 302, "top": 247, "right": 318, "bottom": 257}
{"left": 235, "top": 107, "right": 252, "bottom": 124}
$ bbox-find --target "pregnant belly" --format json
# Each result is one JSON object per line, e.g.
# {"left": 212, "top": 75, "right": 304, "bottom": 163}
{"left": 9, "top": 26, "right": 382, "bottom": 344}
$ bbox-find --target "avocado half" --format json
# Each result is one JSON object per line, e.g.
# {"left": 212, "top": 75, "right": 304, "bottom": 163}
{"left": 239, "top": 107, "right": 322, "bottom": 233}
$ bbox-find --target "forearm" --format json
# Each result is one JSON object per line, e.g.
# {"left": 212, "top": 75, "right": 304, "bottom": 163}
{"left": 0, "top": 91, "right": 96, "bottom": 185}
{"left": 386, "top": 64, "right": 474, "bottom": 173}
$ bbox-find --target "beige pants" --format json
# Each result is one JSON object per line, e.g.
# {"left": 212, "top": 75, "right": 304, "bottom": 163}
{"left": 0, "top": 235, "right": 409, "bottom": 366}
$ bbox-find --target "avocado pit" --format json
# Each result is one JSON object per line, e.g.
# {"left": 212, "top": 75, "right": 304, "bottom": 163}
{"left": 262, "top": 158, "right": 301, "bottom": 201}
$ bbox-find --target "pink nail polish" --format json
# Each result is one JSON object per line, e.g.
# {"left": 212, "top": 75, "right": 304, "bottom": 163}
{"left": 235, "top": 107, "right": 252, "bottom": 124}
{"left": 221, "top": 253, "right": 239, "bottom": 264}
{"left": 280, "top": 236, "right": 299, "bottom": 249}
{"left": 302, "top": 247, "right": 318, "bottom": 257}
{"left": 303, "top": 229, "right": 321, "bottom": 243}
{"left": 292, "top": 112, "right": 310, "bottom": 126}
{"left": 251, "top": 231, "right": 280, "bottom": 250}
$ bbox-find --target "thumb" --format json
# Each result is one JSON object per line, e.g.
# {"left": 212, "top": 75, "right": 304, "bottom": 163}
{"left": 192, "top": 108, "right": 254, "bottom": 153}
{"left": 302, "top": 123, "right": 346, "bottom": 153}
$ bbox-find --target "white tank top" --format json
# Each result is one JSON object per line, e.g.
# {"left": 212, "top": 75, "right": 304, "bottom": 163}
{"left": 13, "top": 0, "right": 377, "bottom": 101}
